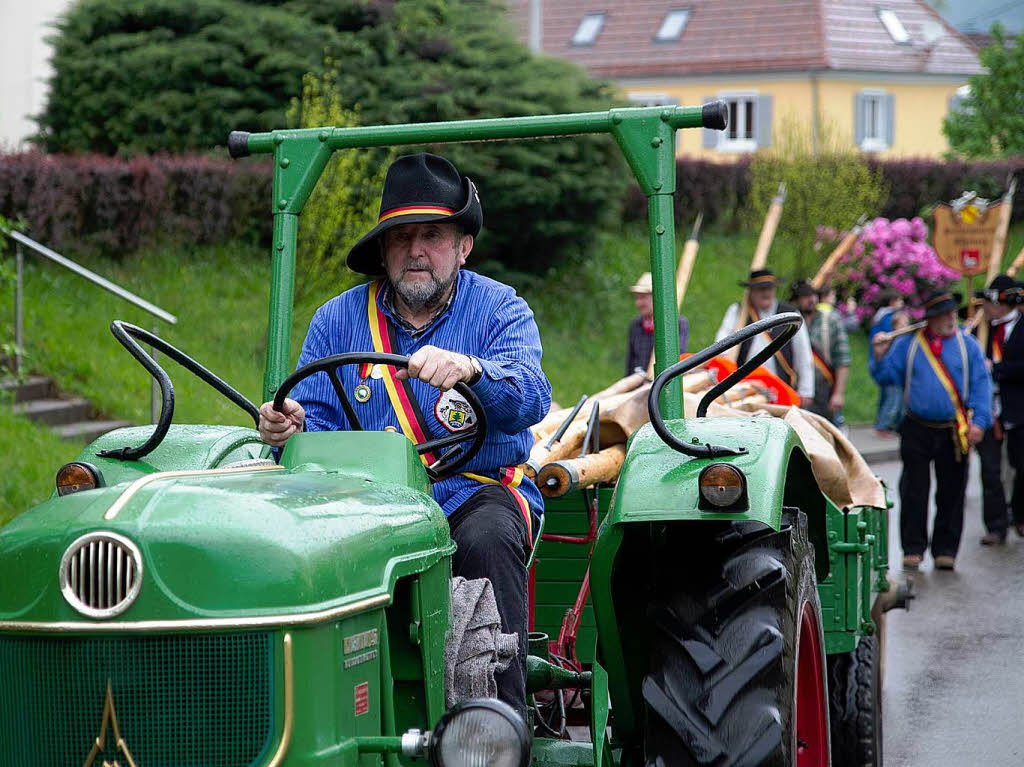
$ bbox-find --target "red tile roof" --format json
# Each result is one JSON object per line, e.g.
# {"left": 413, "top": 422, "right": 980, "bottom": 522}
{"left": 508, "top": 0, "right": 982, "bottom": 77}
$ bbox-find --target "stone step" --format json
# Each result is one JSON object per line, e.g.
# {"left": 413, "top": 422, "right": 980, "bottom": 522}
{"left": 0, "top": 375, "right": 54, "bottom": 403}
{"left": 14, "top": 397, "right": 92, "bottom": 426}
{"left": 54, "top": 420, "right": 133, "bottom": 443}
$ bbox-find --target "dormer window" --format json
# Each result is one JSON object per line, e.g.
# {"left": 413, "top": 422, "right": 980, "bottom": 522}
{"left": 877, "top": 9, "right": 909, "bottom": 44}
{"left": 655, "top": 9, "right": 691, "bottom": 41}
{"left": 572, "top": 12, "right": 605, "bottom": 46}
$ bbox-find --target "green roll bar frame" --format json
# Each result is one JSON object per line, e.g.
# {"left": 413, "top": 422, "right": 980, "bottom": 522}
{"left": 229, "top": 101, "right": 729, "bottom": 415}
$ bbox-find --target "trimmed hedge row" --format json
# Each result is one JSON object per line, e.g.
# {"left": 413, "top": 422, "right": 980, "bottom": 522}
{"left": 625, "top": 155, "right": 1024, "bottom": 228}
{"left": 1, "top": 152, "right": 1021, "bottom": 259}
{"left": 0, "top": 152, "right": 272, "bottom": 256}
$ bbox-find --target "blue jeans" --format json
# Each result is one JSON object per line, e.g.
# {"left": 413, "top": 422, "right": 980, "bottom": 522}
{"left": 875, "top": 385, "right": 904, "bottom": 431}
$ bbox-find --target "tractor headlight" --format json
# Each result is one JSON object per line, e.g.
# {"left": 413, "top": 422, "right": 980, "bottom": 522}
{"left": 429, "top": 698, "right": 529, "bottom": 767}
{"left": 55, "top": 462, "right": 103, "bottom": 496}
{"left": 698, "top": 463, "right": 747, "bottom": 510}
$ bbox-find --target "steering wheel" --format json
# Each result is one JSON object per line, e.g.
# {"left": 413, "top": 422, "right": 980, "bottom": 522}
{"left": 273, "top": 352, "right": 487, "bottom": 481}
{"left": 647, "top": 312, "right": 803, "bottom": 460}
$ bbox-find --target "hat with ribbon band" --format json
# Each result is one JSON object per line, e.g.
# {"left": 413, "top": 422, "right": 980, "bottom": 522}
{"left": 973, "top": 274, "right": 1020, "bottom": 304}
{"left": 739, "top": 268, "right": 784, "bottom": 288}
{"left": 921, "top": 290, "right": 962, "bottom": 318}
{"left": 346, "top": 153, "right": 483, "bottom": 276}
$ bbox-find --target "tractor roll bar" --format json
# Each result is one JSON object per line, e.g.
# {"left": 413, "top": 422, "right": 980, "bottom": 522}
{"left": 99, "top": 321, "right": 260, "bottom": 461}
{"left": 229, "top": 101, "right": 729, "bottom": 415}
{"left": 647, "top": 312, "right": 803, "bottom": 459}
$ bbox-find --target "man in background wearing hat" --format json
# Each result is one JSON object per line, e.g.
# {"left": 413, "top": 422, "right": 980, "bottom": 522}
{"left": 871, "top": 290, "right": 992, "bottom": 571}
{"left": 975, "top": 275, "right": 1024, "bottom": 544}
{"left": 715, "top": 269, "right": 815, "bottom": 405}
{"left": 625, "top": 272, "right": 689, "bottom": 376}
{"left": 257, "top": 153, "right": 551, "bottom": 717}
{"left": 791, "top": 280, "right": 850, "bottom": 424}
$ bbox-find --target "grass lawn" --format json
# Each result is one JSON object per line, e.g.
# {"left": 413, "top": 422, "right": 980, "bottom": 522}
{"left": 3, "top": 220, "right": 1022, "bottom": 512}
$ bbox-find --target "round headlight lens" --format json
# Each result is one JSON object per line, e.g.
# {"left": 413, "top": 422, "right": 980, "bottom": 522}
{"left": 432, "top": 699, "right": 528, "bottom": 767}
{"left": 699, "top": 463, "right": 746, "bottom": 508}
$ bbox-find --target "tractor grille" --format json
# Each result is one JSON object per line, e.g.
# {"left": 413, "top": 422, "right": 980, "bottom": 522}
{"left": 0, "top": 632, "right": 276, "bottom": 767}
{"left": 60, "top": 532, "right": 142, "bottom": 617}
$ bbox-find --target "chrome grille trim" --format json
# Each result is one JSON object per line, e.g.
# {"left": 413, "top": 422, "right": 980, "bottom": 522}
{"left": 59, "top": 532, "right": 143, "bottom": 619}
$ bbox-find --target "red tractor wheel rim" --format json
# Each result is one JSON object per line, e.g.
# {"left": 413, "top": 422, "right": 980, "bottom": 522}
{"left": 795, "top": 601, "right": 828, "bottom": 766}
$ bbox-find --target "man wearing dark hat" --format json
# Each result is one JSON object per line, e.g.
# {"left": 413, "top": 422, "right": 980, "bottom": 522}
{"left": 257, "top": 153, "right": 551, "bottom": 716}
{"left": 974, "top": 275, "right": 1024, "bottom": 544}
{"left": 871, "top": 290, "right": 992, "bottom": 571}
{"left": 791, "top": 280, "right": 850, "bottom": 424}
{"left": 715, "top": 269, "right": 815, "bottom": 404}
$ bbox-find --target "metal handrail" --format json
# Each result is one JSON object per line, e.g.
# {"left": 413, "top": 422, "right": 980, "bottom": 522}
{"left": 4, "top": 228, "right": 177, "bottom": 421}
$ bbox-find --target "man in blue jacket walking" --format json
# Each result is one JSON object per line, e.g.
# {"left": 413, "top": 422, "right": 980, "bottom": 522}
{"left": 871, "top": 290, "right": 992, "bottom": 571}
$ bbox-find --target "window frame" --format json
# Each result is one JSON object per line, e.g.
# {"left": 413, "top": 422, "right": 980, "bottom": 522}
{"left": 858, "top": 89, "right": 889, "bottom": 152}
{"left": 716, "top": 91, "right": 759, "bottom": 153}
{"left": 654, "top": 9, "right": 691, "bottom": 42}
{"left": 877, "top": 8, "right": 910, "bottom": 45}
{"left": 571, "top": 12, "right": 606, "bottom": 47}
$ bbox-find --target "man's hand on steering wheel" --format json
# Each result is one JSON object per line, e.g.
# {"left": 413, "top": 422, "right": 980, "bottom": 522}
{"left": 395, "top": 345, "right": 479, "bottom": 391}
{"left": 258, "top": 399, "right": 305, "bottom": 447}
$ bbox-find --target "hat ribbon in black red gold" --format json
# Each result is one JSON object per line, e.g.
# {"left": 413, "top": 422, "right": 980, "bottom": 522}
{"left": 377, "top": 205, "right": 455, "bottom": 224}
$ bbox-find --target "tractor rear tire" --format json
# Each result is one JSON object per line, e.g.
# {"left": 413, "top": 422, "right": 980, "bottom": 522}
{"left": 827, "top": 634, "right": 883, "bottom": 767}
{"left": 641, "top": 509, "right": 828, "bottom": 767}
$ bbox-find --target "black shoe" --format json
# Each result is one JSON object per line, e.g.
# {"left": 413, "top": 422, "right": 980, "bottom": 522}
{"left": 981, "top": 532, "right": 1007, "bottom": 545}
{"left": 934, "top": 555, "right": 956, "bottom": 570}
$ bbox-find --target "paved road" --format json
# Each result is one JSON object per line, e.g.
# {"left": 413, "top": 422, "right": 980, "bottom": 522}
{"left": 875, "top": 457, "right": 1024, "bottom": 766}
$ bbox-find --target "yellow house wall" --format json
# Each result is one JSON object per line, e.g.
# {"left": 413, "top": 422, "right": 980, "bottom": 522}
{"left": 621, "top": 75, "right": 968, "bottom": 160}
{"left": 816, "top": 78, "right": 965, "bottom": 158}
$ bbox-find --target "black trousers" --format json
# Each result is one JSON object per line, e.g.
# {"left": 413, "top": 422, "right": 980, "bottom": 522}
{"left": 977, "top": 425, "right": 1010, "bottom": 535}
{"left": 1005, "top": 426, "right": 1024, "bottom": 526}
{"left": 898, "top": 416, "right": 969, "bottom": 559}
{"left": 448, "top": 485, "right": 529, "bottom": 720}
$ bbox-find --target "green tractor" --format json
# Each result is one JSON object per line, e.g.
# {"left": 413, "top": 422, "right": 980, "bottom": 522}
{"left": 0, "top": 102, "right": 903, "bottom": 766}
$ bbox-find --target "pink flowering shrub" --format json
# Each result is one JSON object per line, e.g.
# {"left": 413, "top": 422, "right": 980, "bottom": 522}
{"left": 834, "top": 216, "right": 960, "bottom": 324}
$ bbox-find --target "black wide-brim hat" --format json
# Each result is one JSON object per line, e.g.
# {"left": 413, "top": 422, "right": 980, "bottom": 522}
{"left": 740, "top": 268, "right": 784, "bottom": 288}
{"left": 922, "top": 290, "right": 962, "bottom": 318}
{"left": 346, "top": 153, "right": 483, "bottom": 276}
{"left": 789, "top": 279, "right": 816, "bottom": 299}
{"left": 973, "top": 273, "right": 1019, "bottom": 303}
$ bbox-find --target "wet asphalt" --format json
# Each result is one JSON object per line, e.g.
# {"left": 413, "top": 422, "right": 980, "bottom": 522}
{"left": 874, "top": 457, "right": 1024, "bottom": 766}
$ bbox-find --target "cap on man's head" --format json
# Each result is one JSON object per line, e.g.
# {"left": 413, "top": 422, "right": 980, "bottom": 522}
{"left": 630, "top": 272, "right": 653, "bottom": 294}
{"left": 789, "top": 279, "right": 816, "bottom": 300}
{"left": 740, "top": 268, "right": 783, "bottom": 288}
{"left": 346, "top": 153, "right": 483, "bottom": 276}
{"left": 921, "top": 289, "right": 962, "bottom": 318}
{"left": 974, "top": 273, "right": 1020, "bottom": 304}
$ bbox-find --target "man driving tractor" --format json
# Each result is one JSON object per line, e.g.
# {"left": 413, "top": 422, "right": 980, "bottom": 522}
{"left": 258, "top": 153, "right": 552, "bottom": 717}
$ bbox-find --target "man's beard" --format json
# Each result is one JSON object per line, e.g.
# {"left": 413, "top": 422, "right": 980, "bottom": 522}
{"left": 393, "top": 262, "right": 458, "bottom": 312}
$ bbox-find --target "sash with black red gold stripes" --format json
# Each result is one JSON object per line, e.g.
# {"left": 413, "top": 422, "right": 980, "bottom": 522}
{"left": 811, "top": 347, "right": 835, "bottom": 387}
{"left": 741, "top": 306, "right": 798, "bottom": 387}
{"left": 909, "top": 329, "right": 971, "bottom": 456}
{"left": 365, "top": 280, "right": 533, "bottom": 541}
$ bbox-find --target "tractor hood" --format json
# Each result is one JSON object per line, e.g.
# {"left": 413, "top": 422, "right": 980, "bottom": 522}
{"left": 0, "top": 428, "right": 451, "bottom": 627}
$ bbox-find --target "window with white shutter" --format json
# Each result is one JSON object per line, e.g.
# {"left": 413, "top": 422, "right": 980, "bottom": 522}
{"left": 854, "top": 90, "right": 894, "bottom": 151}
{"left": 714, "top": 92, "right": 770, "bottom": 152}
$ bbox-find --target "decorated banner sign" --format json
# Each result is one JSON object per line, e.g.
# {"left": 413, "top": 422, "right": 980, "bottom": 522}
{"left": 932, "top": 194, "right": 1003, "bottom": 276}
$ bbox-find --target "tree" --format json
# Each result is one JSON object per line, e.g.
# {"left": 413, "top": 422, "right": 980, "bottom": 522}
{"left": 944, "top": 25, "right": 1024, "bottom": 158}
{"left": 318, "top": 0, "right": 629, "bottom": 269}
{"left": 746, "top": 117, "right": 888, "bottom": 277}
{"left": 35, "top": 0, "right": 335, "bottom": 154}
{"left": 36, "top": 0, "right": 628, "bottom": 268}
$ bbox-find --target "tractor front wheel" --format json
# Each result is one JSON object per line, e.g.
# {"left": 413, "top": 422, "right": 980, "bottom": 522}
{"left": 641, "top": 509, "right": 829, "bottom": 766}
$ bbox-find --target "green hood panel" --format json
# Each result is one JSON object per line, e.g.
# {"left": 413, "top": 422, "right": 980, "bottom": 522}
{"left": 611, "top": 416, "right": 805, "bottom": 524}
{"left": 0, "top": 430, "right": 450, "bottom": 624}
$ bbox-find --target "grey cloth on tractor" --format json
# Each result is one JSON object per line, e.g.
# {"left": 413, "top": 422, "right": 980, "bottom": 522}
{"left": 445, "top": 576, "right": 519, "bottom": 709}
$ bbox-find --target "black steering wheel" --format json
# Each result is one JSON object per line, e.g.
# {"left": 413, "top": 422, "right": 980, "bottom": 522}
{"left": 273, "top": 352, "right": 487, "bottom": 481}
{"left": 647, "top": 312, "right": 803, "bottom": 459}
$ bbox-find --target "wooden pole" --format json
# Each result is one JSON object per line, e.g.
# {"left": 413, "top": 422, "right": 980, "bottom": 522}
{"left": 537, "top": 444, "right": 627, "bottom": 498}
{"left": 1006, "top": 242, "right": 1024, "bottom": 278}
{"left": 810, "top": 214, "right": 867, "bottom": 290}
{"left": 646, "top": 212, "right": 702, "bottom": 378}
{"left": 725, "top": 182, "right": 786, "bottom": 361}
{"left": 978, "top": 178, "right": 1017, "bottom": 350}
